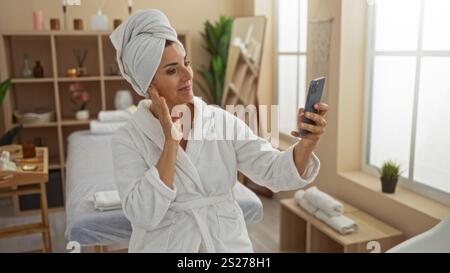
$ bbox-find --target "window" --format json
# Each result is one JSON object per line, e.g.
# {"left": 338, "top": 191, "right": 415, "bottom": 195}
{"left": 276, "top": 0, "right": 308, "bottom": 135}
{"left": 365, "top": 0, "right": 450, "bottom": 204}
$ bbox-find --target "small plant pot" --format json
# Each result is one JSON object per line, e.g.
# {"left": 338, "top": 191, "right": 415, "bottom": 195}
{"left": 381, "top": 177, "right": 398, "bottom": 194}
{"left": 75, "top": 110, "right": 89, "bottom": 120}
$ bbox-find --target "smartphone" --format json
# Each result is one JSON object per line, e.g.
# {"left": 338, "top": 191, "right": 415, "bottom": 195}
{"left": 299, "top": 77, "right": 326, "bottom": 137}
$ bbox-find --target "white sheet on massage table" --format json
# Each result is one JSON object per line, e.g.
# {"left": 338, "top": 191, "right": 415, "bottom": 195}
{"left": 65, "top": 131, "right": 263, "bottom": 246}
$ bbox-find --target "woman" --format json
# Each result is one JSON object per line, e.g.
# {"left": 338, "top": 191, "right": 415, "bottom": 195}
{"left": 110, "top": 9, "right": 328, "bottom": 252}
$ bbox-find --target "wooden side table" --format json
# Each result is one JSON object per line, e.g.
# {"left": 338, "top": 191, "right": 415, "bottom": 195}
{"left": 280, "top": 198, "right": 404, "bottom": 253}
{"left": 0, "top": 145, "right": 52, "bottom": 252}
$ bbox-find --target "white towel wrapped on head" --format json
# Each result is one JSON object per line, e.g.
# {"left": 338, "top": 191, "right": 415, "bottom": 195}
{"left": 90, "top": 120, "right": 126, "bottom": 134}
{"left": 303, "top": 186, "right": 343, "bottom": 216}
{"left": 315, "top": 210, "right": 358, "bottom": 235}
{"left": 109, "top": 9, "right": 185, "bottom": 97}
{"left": 93, "top": 190, "right": 122, "bottom": 211}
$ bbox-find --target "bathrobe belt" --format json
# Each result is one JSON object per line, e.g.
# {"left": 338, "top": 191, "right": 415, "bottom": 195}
{"left": 169, "top": 192, "right": 234, "bottom": 252}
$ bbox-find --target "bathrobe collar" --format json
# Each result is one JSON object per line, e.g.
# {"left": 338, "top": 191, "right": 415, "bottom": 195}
{"left": 132, "top": 96, "right": 214, "bottom": 194}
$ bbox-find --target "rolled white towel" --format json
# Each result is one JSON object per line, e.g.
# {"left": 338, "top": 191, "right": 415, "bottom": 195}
{"left": 93, "top": 190, "right": 122, "bottom": 211}
{"left": 303, "top": 186, "right": 344, "bottom": 217}
{"left": 98, "top": 110, "right": 132, "bottom": 122}
{"left": 90, "top": 120, "right": 126, "bottom": 134}
{"left": 315, "top": 210, "right": 358, "bottom": 235}
{"left": 294, "top": 190, "right": 318, "bottom": 214}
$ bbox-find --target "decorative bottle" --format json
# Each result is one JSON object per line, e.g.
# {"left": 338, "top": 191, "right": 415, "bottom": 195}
{"left": 33, "top": 61, "right": 44, "bottom": 78}
{"left": 22, "top": 53, "right": 33, "bottom": 78}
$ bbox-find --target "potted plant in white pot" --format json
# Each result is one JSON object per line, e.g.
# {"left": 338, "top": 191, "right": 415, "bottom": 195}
{"left": 379, "top": 160, "right": 402, "bottom": 194}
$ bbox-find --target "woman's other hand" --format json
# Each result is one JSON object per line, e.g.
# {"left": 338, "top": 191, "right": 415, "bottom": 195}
{"left": 149, "top": 86, "right": 183, "bottom": 143}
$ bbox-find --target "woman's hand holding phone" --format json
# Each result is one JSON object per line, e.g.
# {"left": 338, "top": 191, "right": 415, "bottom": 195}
{"left": 291, "top": 103, "right": 328, "bottom": 147}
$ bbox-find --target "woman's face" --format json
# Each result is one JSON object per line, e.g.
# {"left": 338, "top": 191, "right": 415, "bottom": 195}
{"left": 149, "top": 43, "right": 194, "bottom": 109}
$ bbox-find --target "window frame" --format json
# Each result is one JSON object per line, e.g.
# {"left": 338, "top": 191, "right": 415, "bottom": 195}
{"left": 275, "top": 0, "right": 308, "bottom": 139}
{"left": 363, "top": 0, "right": 450, "bottom": 206}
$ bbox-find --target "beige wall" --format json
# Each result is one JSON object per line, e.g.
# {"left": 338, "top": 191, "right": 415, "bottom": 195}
{"left": 0, "top": 0, "right": 255, "bottom": 134}
{"left": 253, "top": 0, "right": 274, "bottom": 109}
{"left": 0, "top": 0, "right": 253, "bottom": 71}
{"left": 307, "top": 0, "right": 342, "bottom": 197}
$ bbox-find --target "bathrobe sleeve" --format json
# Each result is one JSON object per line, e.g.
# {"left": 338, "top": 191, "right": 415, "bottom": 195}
{"left": 111, "top": 133, "right": 177, "bottom": 230}
{"left": 232, "top": 115, "right": 320, "bottom": 192}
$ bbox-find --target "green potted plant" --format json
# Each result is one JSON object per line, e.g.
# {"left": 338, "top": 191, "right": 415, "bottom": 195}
{"left": 379, "top": 160, "right": 402, "bottom": 193}
{"left": 196, "top": 16, "right": 233, "bottom": 105}
{"left": 0, "top": 78, "right": 22, "bottom": 146}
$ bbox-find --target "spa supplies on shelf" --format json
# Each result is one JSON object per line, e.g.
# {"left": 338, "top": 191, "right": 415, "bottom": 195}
{"left": 22, "top": 53, "right": 33, "bottom": 78}
{"left": 33, "top": 61, "right": 44, "bottom": 78}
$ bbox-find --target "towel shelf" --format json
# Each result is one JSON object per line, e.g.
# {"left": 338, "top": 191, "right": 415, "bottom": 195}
{"left": 280, "top": 198, "right": 404, "bottom": 253}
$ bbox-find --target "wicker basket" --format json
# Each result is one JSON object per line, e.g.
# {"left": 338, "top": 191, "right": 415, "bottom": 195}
{"left": 14, "top": 110, "right": 55, "bottom": 125}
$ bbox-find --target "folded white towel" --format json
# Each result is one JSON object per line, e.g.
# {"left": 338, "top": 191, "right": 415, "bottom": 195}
{"left": 98, "top": 110, "right": 132, "bottom": 122}
{"left": 90, "top": 120, "right": 126, "bottom": 134}
{"left": 303, "top": 186, "right": 343, "bottom": 217}
{"left": 315, "top": 210, "right": 358, "bottom": 235}
{"left": 93, "top": 190, "right": 122, "bottom": 211}
{"left": 294, "top": 190, "right": 318, "bottom": 214}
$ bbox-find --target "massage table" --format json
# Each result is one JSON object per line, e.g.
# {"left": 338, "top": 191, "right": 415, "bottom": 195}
{"left": 65, "top": 130, "right": 263, "bottom": 249}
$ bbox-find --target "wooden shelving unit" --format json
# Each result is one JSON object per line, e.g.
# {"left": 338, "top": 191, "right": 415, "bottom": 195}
{"left": 0, "top": 30, "right": 190, "bottom": 212}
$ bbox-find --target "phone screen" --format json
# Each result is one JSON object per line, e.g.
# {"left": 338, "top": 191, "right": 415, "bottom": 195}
{"left": 299, "top": 77, "right": 326, "bottom": 136}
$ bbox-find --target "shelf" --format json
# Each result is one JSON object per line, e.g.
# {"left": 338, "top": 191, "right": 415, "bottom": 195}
{"left": 0, "top": 223, "right": 47, "bottom": 239}
{"left": 280, "top": 198, "right": 404, "bottom": 253}
{"left": 2, "top": 31, "right": 110, "bottom": 36}
{"left": 104, "top": 80, "right": 140, "bottom": 110}
{"left": 55, "top": 35, "right": 100, "bottom": 77}
{"left": 58, "top": 81, "right": 102, "bottom": 119}
{"left": 239, "top": 50, "right": 258, "bottom": 77}
{"left": 3, "top": 35, "right": 54, "bottom": 78}
{"left": 12, "top": 122, "right": 58, "bottom": 128}
{"left": 49, "top": 163, "right": 61, "bottom": 170}
{"left": 58, "top": 76, "right": 101, "bottom": 82}
{"left": 227, "top": 83, "right": 248, "bottom": 103}
{"left": 1, "top": 31, "right": 190, "bottom": 216}
{"left": 60, "top": 119, "right": 92, "bottom": 126}
{"left": 103, "top": 76, "right": 124, "bottom": 81}
{"left": 11, "top": 78, "right": 54, "bottom": 83}
{"left": 49, "top": 155, "right": 61, "bottom": 170}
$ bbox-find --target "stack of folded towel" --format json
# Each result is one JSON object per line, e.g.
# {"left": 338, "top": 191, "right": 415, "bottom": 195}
{"left": 90, "top": 106, "right": 136, "bottom": 134}
{"left": 294, "top": 186, "right": 358, "bottom": 235}
{"left": 93, "top": 190, "right": 122, "bottom": 211}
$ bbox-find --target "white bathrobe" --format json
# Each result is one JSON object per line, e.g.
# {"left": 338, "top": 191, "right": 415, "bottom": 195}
{"left": 111, "top": 96, "right": 320, "bottom": 252}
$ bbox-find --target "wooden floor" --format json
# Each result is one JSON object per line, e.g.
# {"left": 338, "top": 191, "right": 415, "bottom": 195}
{"left": 0, "top": 192, "right": 291, "bottom": 253}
